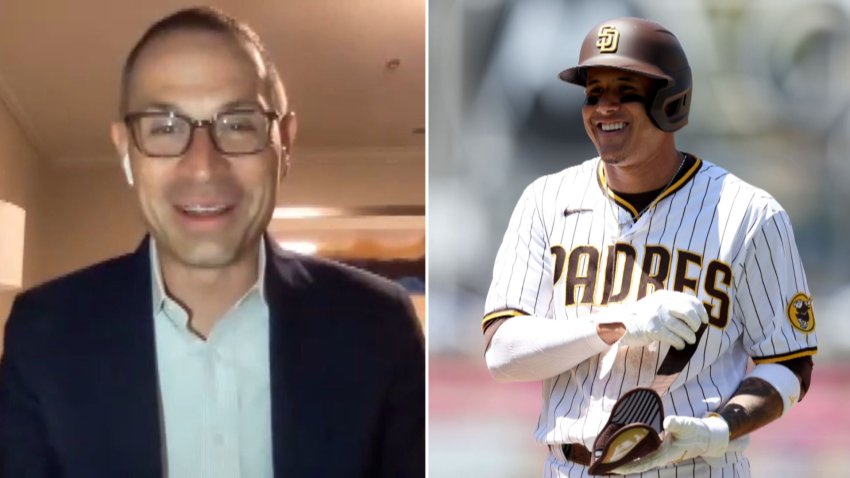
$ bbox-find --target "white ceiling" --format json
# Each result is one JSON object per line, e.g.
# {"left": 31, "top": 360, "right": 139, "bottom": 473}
{"left": 0, "top": 0, "right": 425, "bottom": 166}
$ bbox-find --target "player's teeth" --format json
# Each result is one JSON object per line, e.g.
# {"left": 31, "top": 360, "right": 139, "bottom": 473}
{"left": 600, "top": 122, "right": 626, "bottom": 132}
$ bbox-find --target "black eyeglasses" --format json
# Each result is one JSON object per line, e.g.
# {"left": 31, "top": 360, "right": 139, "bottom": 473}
{"left": 124, "top": 109, "right": 281, "bottom": 157}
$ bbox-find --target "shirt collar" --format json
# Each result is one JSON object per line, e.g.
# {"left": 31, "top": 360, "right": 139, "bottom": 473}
{"left": 150, "top": 237, "right": 267, "bottom": 313}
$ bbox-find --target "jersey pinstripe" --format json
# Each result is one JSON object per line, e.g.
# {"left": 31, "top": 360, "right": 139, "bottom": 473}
{"left": 483, "top": 156, "right": 817, "bottom": 476}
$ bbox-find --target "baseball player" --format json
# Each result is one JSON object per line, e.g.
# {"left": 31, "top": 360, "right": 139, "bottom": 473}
{"left": 483, "top": 17, "right": 817, "bottom": 477}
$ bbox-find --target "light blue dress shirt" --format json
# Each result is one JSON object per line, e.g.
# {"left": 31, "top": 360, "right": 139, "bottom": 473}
{"left": 150, "top": 240, "right": 272, "bottom": 478}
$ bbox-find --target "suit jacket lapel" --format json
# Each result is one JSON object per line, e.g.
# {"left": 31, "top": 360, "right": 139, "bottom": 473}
{"left": 264, "top": 237, "right": 313, "bottom": 475}
{"left": 95, "top": 237, "right": 162, "bottom": 475}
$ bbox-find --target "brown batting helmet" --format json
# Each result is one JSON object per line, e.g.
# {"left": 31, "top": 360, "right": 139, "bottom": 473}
{"left": 559, "top": 17, "right": 692, "bottom": 132}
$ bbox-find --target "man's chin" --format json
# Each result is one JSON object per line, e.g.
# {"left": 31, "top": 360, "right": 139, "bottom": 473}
{"left": 169, "top": 241, "right": 242, "bottom": 269}
{"left": 600, "top": 154, "right": 626, "bottom": 165}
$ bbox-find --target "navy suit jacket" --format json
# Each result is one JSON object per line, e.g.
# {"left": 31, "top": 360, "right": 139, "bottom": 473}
{"left": 0, "top": 238, "right": 425, "bottom": 477}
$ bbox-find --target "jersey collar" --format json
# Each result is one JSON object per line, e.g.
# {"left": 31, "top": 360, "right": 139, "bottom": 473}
{"left": 596, "top": 154, "right": 703, "bottom": 220}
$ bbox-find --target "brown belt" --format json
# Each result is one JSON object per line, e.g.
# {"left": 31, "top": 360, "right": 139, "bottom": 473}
{"left": 561, "top": 443, "right": 592, "bottom": 466}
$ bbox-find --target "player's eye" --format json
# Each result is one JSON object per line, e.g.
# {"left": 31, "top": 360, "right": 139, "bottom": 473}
{"left": 619, "top": 93, "right": 646, "bottom": 104}
{"left": 584, "top": 89, "right": 602, "bottom": 105}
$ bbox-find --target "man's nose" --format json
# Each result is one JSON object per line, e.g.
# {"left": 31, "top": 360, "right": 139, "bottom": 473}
{"left": 595, "top": 91, "right": 622, "bottom": 114}
{"left": 179, "top": 126, "right": 226, "bottom": 181}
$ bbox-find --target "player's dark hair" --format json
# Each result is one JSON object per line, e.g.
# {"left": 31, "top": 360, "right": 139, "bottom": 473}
{"left": 118, "top": 6, "right": 287, "bottom": 116}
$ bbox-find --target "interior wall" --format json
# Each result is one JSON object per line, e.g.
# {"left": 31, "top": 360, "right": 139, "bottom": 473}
{"left": 0, "top": 97, "right": 46, "bottom": 337}
{"left": 37, "top": 163, "right": 144, "bottom": 281}
{"left": 281, "top": 149, "right": 425, "bottom": 206}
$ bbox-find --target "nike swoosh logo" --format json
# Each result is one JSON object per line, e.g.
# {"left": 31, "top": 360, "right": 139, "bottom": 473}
{"left": 563, "top": 208, "right": 593, "bottom": 217}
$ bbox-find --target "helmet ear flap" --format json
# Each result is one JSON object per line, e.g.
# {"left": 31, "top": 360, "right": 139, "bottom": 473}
{"left": 649, "top": 84, "right": 691, "bottom": 132}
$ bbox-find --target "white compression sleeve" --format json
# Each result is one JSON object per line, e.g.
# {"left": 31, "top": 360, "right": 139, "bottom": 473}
{"left": 485, "top": 315, "right": 611, "bottom": 382}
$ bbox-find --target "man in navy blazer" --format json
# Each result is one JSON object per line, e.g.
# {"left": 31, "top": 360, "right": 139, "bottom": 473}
{"left": 0, "top": 7, "right": 424, "bottom": 478}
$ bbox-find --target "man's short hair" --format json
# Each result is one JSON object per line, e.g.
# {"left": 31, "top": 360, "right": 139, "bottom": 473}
{"left": 119, "top": 6, "right": 287, "bottom": 116}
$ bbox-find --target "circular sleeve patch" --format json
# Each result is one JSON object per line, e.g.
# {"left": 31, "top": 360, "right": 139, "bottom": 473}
{"left": 787, "top": 293, "right": 815, "bottom": 333}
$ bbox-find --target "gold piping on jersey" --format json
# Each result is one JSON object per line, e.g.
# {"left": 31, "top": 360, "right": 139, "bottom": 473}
{"left": 653, "top": 155, "right": 702, "bottom": 204}
{"left": 596, "top": 161, "right": 639, "bottom": 217}
{"left": 596, "top": 155, "right": 703, "bottom": 220}
{"left": 787, "top": 292, "right": 815, "bottom": 334}
{"left": 482, "top": 308, "right": 529, "bottom": 332}
{"left": 752, "top": 346, "right": 818, "bottom": 364}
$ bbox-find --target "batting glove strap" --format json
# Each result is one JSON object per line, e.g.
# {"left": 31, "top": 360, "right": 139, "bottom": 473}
{"left": 663, "top": 415, "right": 730, "bottom": 458}
{"left": 664, "top": 413, "right": 729, "bottom": 457}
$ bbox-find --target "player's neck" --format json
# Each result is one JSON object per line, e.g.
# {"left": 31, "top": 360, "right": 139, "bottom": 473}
{"left": 603, "top": 145, "right": 683, "bottom": 194}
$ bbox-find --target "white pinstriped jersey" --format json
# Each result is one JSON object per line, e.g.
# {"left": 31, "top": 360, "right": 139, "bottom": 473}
{"left": 483, "top": 156, "right": 817, "bottom": 477}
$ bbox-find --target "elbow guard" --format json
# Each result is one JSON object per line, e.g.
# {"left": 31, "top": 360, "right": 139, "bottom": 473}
{"left": 745, "top": 363, "right": 802, "bottom": 416}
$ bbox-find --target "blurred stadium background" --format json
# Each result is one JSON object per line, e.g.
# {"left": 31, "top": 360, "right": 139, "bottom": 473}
{"left": 429, "top": 0, "right": 850, "bottom": 476}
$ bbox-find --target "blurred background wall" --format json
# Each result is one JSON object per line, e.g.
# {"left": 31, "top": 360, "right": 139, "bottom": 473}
{"left": 429, "top": 0, "right": 850, "bottom": 476}
{"left": 0, "top": 0, "right": 425, "bottom": 350}
{"left": 0, "top": 94, "right": 45, "bottom": 322}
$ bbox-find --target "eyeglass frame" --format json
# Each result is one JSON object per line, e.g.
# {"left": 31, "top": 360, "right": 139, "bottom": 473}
{"left": 123, "top": 108, "right": 283, "bottom": 158}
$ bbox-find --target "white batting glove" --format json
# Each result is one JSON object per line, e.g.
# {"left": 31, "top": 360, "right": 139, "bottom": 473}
{"left": 600, "top": 290, "right": 708, "bottom": 350}
{"left": 610, "top": 415, "right": 737, "bottom": 474}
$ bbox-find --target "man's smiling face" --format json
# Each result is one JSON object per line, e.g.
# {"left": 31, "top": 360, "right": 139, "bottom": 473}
{"left": 582, "top": 67, "right": 664, "bottom": 166}
{"left": 114, "top": 29, "right": 286, "bottom": 269}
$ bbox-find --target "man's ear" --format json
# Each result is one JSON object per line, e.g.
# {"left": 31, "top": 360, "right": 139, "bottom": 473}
{"left": 278, "top": 112, "right": 297, "bottom": 180}
{"left": 110, "top": 122, "right": 134, "bottom": 187}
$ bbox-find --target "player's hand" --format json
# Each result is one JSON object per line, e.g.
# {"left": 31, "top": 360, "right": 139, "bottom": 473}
{"left": 609, "top": 415, "right": 740, "bottom": 474}
{"left": 616, "top": 290, "right": 708, "bottom": 350}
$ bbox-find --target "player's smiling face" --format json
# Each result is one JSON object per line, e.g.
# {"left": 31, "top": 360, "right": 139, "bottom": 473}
{"left": 582, "top": 68, "right": 665, "bottom": 165}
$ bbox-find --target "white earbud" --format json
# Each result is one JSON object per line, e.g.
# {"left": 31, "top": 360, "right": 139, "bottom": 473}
{"left": 279, "top": 146, "right": 290, "bottom": 180}
{"left": 121, "top": 153, "right": 134, "bottom": 187}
